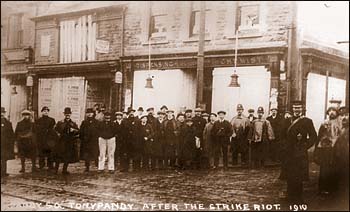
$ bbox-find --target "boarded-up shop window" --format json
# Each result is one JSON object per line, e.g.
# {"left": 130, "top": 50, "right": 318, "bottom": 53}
{"left": 59, "top": 15, "right": 96, "bottom": 63}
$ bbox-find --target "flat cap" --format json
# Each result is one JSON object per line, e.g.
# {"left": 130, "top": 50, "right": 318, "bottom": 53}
{"left": 248, "top": 109, "right": 255, "bottom": 113}
{"left": 185, "top": 109, "right": 193, "bottom": 113}
{"left": 41, "top": 106, "right": 50, "bottom": 112}
{"left": 146, "top": 107, "right": 154, "bottom": 112}
{"left": 21, "top": 110, "right": 31, "bottom": 115}
{"left": 217, "top": 110, "right": 226, "bottom": 115}
{"left": 160, "top": 105, "right": 168, "bottom": 110}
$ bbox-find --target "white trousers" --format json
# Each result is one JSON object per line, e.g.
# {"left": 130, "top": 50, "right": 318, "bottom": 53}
{"left": 98, "top": 137, "right": 116, "bottom": 171}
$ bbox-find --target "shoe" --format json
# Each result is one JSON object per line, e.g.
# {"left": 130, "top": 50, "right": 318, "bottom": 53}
{"left": 19, "top": 169, "right": 25, "bottom": 173}
{"left": 97, "top": 170, "right": 104, "bottom": 174}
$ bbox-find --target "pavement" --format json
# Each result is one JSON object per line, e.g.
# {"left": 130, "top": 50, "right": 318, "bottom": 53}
{"left": 1, "top": 159, "right": 348, "bottom": 211}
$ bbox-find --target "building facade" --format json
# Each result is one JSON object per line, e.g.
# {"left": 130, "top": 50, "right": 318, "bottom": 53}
{"left": 2, "top": 1, "right": 349, "bottom": 128}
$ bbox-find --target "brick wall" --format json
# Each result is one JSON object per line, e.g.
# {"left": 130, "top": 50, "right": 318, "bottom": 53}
{"left": 123, "top": 1, "right": 292, "bottom": 56}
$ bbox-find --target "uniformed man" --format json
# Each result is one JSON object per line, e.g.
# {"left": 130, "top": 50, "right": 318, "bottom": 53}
{"left": 203, "top": 113, "right": 217, "bottom": 169}
{"left": 248, "top": 107, "right": 274, "bottom": 169}
{"left": 267, "top": 108, "right": 283, "bottom": 162}
{"left": 35, "top": 106, "right": 56, "bottom": 171}
{"left": 79, "top": 108, "right": 99, "bottom": 173}
{"left": 1, "top": 107, "right": 15, "bottom": 177}
{"left": 139, "top": 115, "right": 155, "bottom": 170}
{"left": 230, "top": 104, "right": 250, "bottom": 166}
{"left": 163, "top": 110, "right": 178, "bottom": 168}
{"left": 285, "top": 100, "right": 317, "bottom": 203}
{"left": 314, "top": 106, "right": 342, "bottom": 195}
{"left": 114, "top": 111, "right": 124, "bottom": 171}
{"left": 15, "top": 110, "right": 37, "bottom": 173}
{"left": 54, "top": 107, "right": 80, "bottom": 175}
{"left": 212, "top": 111, "right": 233, "bottom": 170}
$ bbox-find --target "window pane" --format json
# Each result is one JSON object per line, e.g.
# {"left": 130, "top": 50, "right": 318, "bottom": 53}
{"left": 151, "top": 15, "right": 167, "bottom": 36}
{"left": 240, "top": 5, "right": 260, "bottom": 27}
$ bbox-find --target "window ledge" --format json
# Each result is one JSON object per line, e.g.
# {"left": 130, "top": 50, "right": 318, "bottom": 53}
{"left": 142, "top": 40, "right": 169, "bottom": 45}
{"left": 226, "top": 31, "right": 263, "bottom": 39}
{"left": 183, "top": 38, "right": 211, "bottom": 43}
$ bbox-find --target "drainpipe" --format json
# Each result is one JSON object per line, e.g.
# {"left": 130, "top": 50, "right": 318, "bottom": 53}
{"left": 118, "top": 6, "right": 126, "bottom": 111}
{"left": 196, "top": 1, "right": 205, "bottom": 109}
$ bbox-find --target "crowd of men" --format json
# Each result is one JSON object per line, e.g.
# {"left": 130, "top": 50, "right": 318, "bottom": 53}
{"left": 1, "top": 101, "right": 349, "bottom": 204}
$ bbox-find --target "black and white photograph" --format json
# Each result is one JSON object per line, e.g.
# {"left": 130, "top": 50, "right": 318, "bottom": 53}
{"left": 1, "top": 1, "right": 349, "bottom": 211}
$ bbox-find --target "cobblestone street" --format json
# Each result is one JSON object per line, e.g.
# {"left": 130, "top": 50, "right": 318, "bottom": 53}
{"left": 1, "top": 159, "right": 345, "bottom": 211}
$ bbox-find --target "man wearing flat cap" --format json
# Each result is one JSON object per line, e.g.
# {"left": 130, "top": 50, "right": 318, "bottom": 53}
{"left": 53, "top": 107, "right": 80, "bottom": 175}
{"left": 136, "top": 107, "right": 144, "bottom": 120}
{"left": 1, "top": 107, "right": 15, "bottom": 177}
{"left": 35, "top": 106, "right": 56, "bottom": 171}
{"left": 15, "top": 109, "right": 37, "bottom": 173}
{"left": 185, "top": 109, "right": 193, "bottom": 119}
{"left": 314, "top": 105, "right": 342, "bottom": 195}
{"left": 284, "top": 100, "right": 317, "bottom": 203}
{"left": 230, "top": 104, "right": 250, "bottom": 166}
{"left": 212, "top": 110, "right": 233, "bottom": 170}
{"left": 79, "top": 108, "right": 99, "bottom": 173}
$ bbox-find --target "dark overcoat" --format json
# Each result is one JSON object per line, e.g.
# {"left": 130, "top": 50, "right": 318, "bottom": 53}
{"left": 79, "top": 118, "right": 99, "bottom": 161}
{"left": 1, "top": 117, "right": 15, "bottom": 161}
{"left": 180, "top": 124, "right": 196, "bottom": 161}
{"left": 15, "top": 119, "right": 37, "bottom": 158}
{"left": 35, "top": 115, "right": 56, "bottom": 156}
{"left": 140, "top": 123, "right": 154, "bottom": 156}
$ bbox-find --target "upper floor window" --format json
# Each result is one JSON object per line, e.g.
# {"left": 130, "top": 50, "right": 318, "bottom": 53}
{"left": 59, "top": 14, "right": 96, "bottom": 63}
{"left": 7, "top": 13, "right": 23, "bottom": 48}
{"left": 190, "top": 2, "right": 210, "bottom": 37}
{"left": 149, "top": 2, "right": 168, "bottom": 39}
{"left": 238, "top": 4, "right": 260, "bottom": 30}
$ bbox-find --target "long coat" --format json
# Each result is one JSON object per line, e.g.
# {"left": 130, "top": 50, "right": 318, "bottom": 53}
{"left": 212, "top": 120, "right": 233, "bottom": 146}
{"left": 123, "top": 116, "right": 140, "bottom": 157}
{"left": 79, "top": 118, "right": 99, "bottom": 161}
{"left": 35, "top": 115, "right": 56, "bottom": 156}
{"left": 54, "top": 119, "right": 80, "bottom": 163}
{"left": 1, "top": 117, "right": 15, "bottom": 161}
{"left": 15, "top": 119, "right": 37, "bottom": 158}
{"left": 140, "top": 123, "right": 155, "bottom": 156}
{"left": 202, "top": 122, "right": 215, "bottom": 158}
{"left": 180, "top": 124, "right": 196, "bottom": 161}
{"left": 285, "top": 116, "right": 317, "bottom": 182}
{"left": 163, "top": 118, "right": 178, "bottom": 158}
{"left": 153, "top": 119, "right": 165, "bottom": 158}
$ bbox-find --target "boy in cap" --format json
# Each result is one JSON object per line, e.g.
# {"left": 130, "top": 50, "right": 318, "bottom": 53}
{"left": 15, "top": 110, "right": 37, "bottom": 173}
{"left": 1, "top": 107, "right": 15, "bottom": 177}
{"left": 97, "top": 112, "right": 117, "bottom": 173}
{"left": 35, "top": 106, "right": 56, "bottom": 171}
{"left": 284, "top": 100, "right": 317, "bottom": 203}
{"left": 79, "top": 108, "right": 99, "bottom": 173}
{"left": 248, "top": 107, "right": 274, "bottom": 169}
{"left": 54, "top": 107, "right": 80, "bottom": 175}
{"left": 212, "top": 110, "right": 233, "bottom": 170}
{"left": 230, "top": 104, "right": 250, "bottom": 166}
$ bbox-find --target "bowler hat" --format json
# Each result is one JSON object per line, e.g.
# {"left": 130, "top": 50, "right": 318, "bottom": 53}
{"left": 127, "top": 108, "right": 136, "bottom": 114}
{"left": 146, "top": 107, "right": 154, "bottom": 112}
{"left": 248, "top": 109, "right": 255, "bottom": 113}
{"left": 166, "top": 109, "right": 174, "bottom": 113}
{"left": 217, "top": 111, "right": 226, "bottom": 115}
{"left": 21, "top": 110, "right": 31, "bottom": 115}
{"left": 1, "top": 107, "right": 6, "bottom": 113}
{"left": 64, "top": 107, "right": 72, "bottom": 114}
{"left": 160, "top": 105, "right": 168, "bottom": 110}
{"left": 257, "top": 107, "right": 264, "bottom": 113}
{"left": 86, "top": 108, "right": 94, "bottom": 113}
{"left": 236, "top": 104, "right": 244, "bottom": 110}
{"left": 137, "top": 107, "right": 144, "bottom": 112}
{"left": 41, "top": 106, "right": 50, "bottom": 112}
{"left": 185, "top": 109, "right": 193, "bottom": 113}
